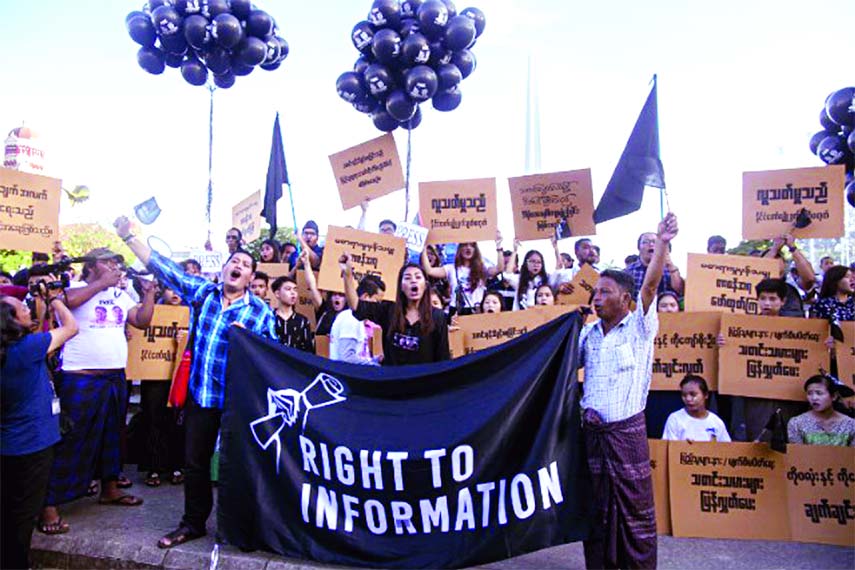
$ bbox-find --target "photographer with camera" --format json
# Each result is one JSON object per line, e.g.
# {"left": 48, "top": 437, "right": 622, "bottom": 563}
{"left": 39, "top": 248, "right": 156, "bottom": 535}
{"left": 1, "top": 283, "right": 78, "bottom": 569}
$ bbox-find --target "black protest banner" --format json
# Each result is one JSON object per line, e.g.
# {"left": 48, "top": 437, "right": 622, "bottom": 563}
{"left": 218, "top": 313, "right": 591, "bottom": 569}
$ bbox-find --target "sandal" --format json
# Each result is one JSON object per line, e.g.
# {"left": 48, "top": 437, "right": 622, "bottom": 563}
{"left": 86, "top": 480, "right": 99, "bottom": 496}
{"left": 157, "top": 525, "right": 204, "bottom": 549}
{"left": 116, "top": 474, "right": 133, "bottom": 489}
{"left": 145, "top": 472, "right": 162, "bottom": 487}
{"left": 38, "top": 517, "right": 70, "bottom": 535}
{"left": 98, "top": 494, "right": 144, "bottom": 506}
{"left": 170, "top": 470, "right": 185, "bottom": 485}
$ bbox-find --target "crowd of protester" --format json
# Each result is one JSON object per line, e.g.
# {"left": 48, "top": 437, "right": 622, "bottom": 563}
{"left": 1, "top": 208, "right": 854, "bottom": 568}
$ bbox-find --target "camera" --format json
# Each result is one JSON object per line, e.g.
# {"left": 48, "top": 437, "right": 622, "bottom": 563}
{"left": 29, "top": 273, "right": 70, "bottom": 296}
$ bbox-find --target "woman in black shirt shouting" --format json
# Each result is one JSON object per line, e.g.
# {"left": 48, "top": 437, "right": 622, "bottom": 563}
{"left": 342, "top": 255, "right": 449, "bottom": 366}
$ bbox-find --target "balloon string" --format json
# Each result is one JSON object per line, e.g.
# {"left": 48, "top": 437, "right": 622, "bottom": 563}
{"left": 404, "top": 125, "right": 412, "bottom": 221}
{"left": 206, "top": 84, "right": 215, "bottom": 233}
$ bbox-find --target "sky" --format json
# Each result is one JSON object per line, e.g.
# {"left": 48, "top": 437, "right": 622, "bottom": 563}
{"left": 1, "top": 0, "right": 853, "bottom": 270}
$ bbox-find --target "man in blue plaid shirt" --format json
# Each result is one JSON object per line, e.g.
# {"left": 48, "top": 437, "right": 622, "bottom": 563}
{"left": 114, "top": 216, "right": 276, "bottom": 549}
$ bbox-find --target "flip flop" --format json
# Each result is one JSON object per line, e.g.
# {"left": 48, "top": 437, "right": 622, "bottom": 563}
{"left": 98, "top": 494, "right": 143, "bottom": 506}
{"left": 145, "top": 473, "right": 162, "bottom": 487}
{"left": 170, "top": 470, "right": 184, "bottom": 485}
{"left": 86, "top": 480, "right": 99, "bottom": 496}
{"left": 38, "top": 517, "right": 70, "bottom": 535}
{"left": 157, "top": 525, "right": 204, "bottom": 549}
{"left": 116, "top": 475, "right": 133, "bottom": 489}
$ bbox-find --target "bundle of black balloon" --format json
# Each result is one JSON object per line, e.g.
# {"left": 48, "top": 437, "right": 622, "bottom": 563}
{"left": 810, "top": 87, "right": 855, "bottom": 206}
{"left": 336, "top": 0, "right": 486, "bottom": 132}
{"left": 126, "top": 0, "right": 288, "bottom": 89}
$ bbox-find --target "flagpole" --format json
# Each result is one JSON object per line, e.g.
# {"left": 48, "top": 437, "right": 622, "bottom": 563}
{"left": 652, "top": 74, "right": 666, "bottom": 220}
{"left": 286, "top": 180, "right": 297, "bottom": 236}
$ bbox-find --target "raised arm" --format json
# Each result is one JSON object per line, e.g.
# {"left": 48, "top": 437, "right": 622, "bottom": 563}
{"left": 641, "top": 212, "right": 678, "bottom": 313}
{"left": 127, "top": 277, "right": 156, "bottom": 329}
{"left": 664, "top": 251, "right": 685, "bottom": 295}
{"left": 551, "top": 234, "right": 563, "bottom": 269}
{"left": 356, "top": 198, "right": 369, "bottom": 231}
{"left": 46, "top": 292, "right": 78, "bottom": 354}
{"left": 784, "top": 234, "right": 816, "bottom": 291}
{"left": 341, "top": 253, "right": 359, "bottom": 311}
{"left": 486, "top": 230, "right": 505, "bottom": 278}
{"left": 299, "top": 247, "right": 324, "bottom": 309}
{"left": 421, "top": 247, "right": 447, "bottom": 279}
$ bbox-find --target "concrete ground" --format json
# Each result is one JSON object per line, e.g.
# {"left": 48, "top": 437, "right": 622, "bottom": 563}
{"left": 31, "top": 471, "right": 854, "bottom": 570}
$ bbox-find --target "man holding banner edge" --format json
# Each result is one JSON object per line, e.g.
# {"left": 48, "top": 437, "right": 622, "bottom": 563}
{"left": 580, "top": 211, "right": 678, "bottom": 569}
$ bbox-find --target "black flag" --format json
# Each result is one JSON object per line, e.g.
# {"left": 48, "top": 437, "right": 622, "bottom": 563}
{"left": 593, "top": 79, "right": 665, "bottom": 224}
{"left": 261, "top": 113, "right": 289, "bottom": 238}
{"left": 218, "top": 313, "right": 592, "bottom": 569}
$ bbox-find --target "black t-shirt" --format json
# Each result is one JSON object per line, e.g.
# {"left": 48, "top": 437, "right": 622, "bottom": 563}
{"left": 354, "top": 301, "right": 450, "bottom": 366}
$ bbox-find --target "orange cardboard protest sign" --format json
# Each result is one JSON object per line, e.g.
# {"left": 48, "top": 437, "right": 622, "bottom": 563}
{"left": 668, "top": 441, "right": 789, "bottom": 541}
{"left": 231, "top": 190, "right": 263, "bottom": 244}
{"left": 556, "top": 264, "right": 599, "bottom": 306}
{"left": 836, "top": 321, "right": 855, "bottom": 391}
{"left": 0, "top": 167, "right": 62, "bottom": 252}
{"left": 507, "top": 169, "right": 596, "bottom": 241}
{"left": 456, "top": 304, "right": 578, "bottom": 355}
{"left": 329, "top": 133, "right": 404, "bottom": 210}
{"left": 126, "top": 305, "right": 190, "bottom": 380}
{"left": 684, "top": 253, "right": 781, "bottom": 315}
{"left": 317, "top": 226, "right": 406, "bottom": 301}
{"left": 651, "top": 312, "right": 720, "bottom": 391}
{"left": 648, "top": 439, "right": 672, "bottom": 535}
{"left": 419, "top": 178, "right": 498, "bottom": 244}
{"left": 718, "top": 314, "right": 829, "bottom": 401}
{"left": 784, "top": 444, "right": 855, "bottom": 547}
{"left": 742, "top": 165, "right": 845, "bottom": 240}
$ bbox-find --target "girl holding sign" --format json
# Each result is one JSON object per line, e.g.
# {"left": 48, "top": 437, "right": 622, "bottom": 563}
{"left": 503, "top": 239, "right": 572, "bottom": 311}
{"left": 787, "top": 374, "right": 855, "bottom": 447}
{"left": 421, "top": 233, "right": 505, "bottom": 316}
{"left": 343, "top": 255, "right": 449, "bottom": 365}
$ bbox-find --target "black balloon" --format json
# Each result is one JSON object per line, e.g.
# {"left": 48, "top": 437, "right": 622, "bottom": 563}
{"left": 405, "top": 65, "right": 438, "bottom": 102}
{"left": 354, "top": 55, "right": 372, "bottom": 76}
{"left": 213, "top": 70, "right": 236, "bottom": 88}
{"left": 386, "top": 89, "right": 418, "bottom": 121}
{"left": 146, "top": 0, "right": 172, "bottom": 13}
{"left": 201, "top": 0, "right": 230, "bottom": 19}
{"left": 150, "top": 5, "right": 183, "bottom": 37}
{"left": 368, "top": 0, "right": 401, "bottom": 28}
{"left": 432, "top": 87, "right": 462, "bottom": 111}
{"left": 825, "top": 87, "right": 855, "bottom": 127}
{"left": 817, "top": 135, "right": 847, "bottom": 165}
{"left": 137, "top": 46, "right": 166, "bottom": 74}
{"left": 371, "top": 109, "right": 400, "bottom": 131}
{"left": 352, "top": 21, "right": 375, "bottom": 54}
{"left": 263, "top": 37, "right": 282, "bottom": 65}
{"left": 164, "top": 51, "right": 184, "bottom": 68}
{"left": 460, "top": 6, "right": 486, "bottom": 37}
{"left": 174, "top": 0, "right": 199, "bottom": 15}
{"left": 441, "top": 0, "right": 457, "bottom": 17}
{"left": 810, "top": 130, "right": 833, "bottom": 155}
{"left": 236, "top": 37, "right": 267, "bottom": 66}
{"left": 372, "top": 29, "right": 402, "bottom": 63}
{"left": 399, "top": 18, "right": 421, "bottom": 37}
{"left": 400, "top": 105, "right": 423, "bottom": 129}
{"left": 180, "top": 57, "right": 208, "bottom": 85}
{"left": 184, "top": 14, "right": 211, "bottom": 50}
{"left": 819, "top": 108, "right": 839, "bottom": 133}
{"left": 848, "top": 130, "right": 855, "bottom": 154}
{"left": 436, "top": 62, "right": 462, "bottom": 90}
{"left": 418, "top": 0, "right": 450, "bottom": 40}
{"left": 364, "top": 64, "right": 394, "bottom": 97}
{"left": 205, "top": 46, "right": 231, "bottom": 74}
{"left": 401, "top": 32, "right": 431, "bottom": 66}
{"left": 246, "top": 10, "right": 276, "bottom": 39}
{"left": 846, "top": 179, "right": 855, "bottom": 208}
{"left": 443, "top": 15, "right": 476, "bottom": 50}
{"left": 160, "top": 33, "right": 189, "bottom": 55}
{"left": 231, "top": 58, "right": 255, "bottom": 76}
{"left": 401, "top": 0, "right": 424, "bottom": 18}
{"left": 127, "top": 14, "right": 157, "bottom": 47}
{"left": 354, "top": 95, "right": 381, "bottom": 113}
{"left": 230, "top": 0, "right": 253, "bottom": 19}
{"left": 272, "top": 36, "right": 289, "bottom": 62}
{"left": 428, "top": 41, "right": 452, "bottom": 66}
{"left": 212, "top": 13, "right": 243, "bottom": 48}
{"left": 260, "top": 61, "right": 281, "bottom": 71}
{"left": 126, "top": 10, "right": 148, "bottom": 24}
{"left": 337, "top": 71, "right": 368, "bottom": 103}
{"left": 452, "top": 49, "right": 475, "bottom": 78}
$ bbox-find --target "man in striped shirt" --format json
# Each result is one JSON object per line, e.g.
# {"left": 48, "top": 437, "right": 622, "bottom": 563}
{"left": 114, "top": 216, "right": 276, "bottom": 549}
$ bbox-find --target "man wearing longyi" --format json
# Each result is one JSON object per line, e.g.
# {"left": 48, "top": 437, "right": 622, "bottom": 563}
{"left": 579, "top": 211, "right": 678, "bottom": 569}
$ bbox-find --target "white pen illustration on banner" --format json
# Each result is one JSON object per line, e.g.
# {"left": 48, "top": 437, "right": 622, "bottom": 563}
{"left": 249, "top": 373, "right": 347, "bottom": 473}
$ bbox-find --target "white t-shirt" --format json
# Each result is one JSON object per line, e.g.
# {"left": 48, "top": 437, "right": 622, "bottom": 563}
{"left": 662, "top": 408, "right": 731, "bottom": 442}
{"left": 444, "top": 263, "right": 490, "bottom": 310}
{"left": 61, "top": 282, "right": 138, "bottom": 371}
{"left": 329, "top": 309, "right": 366, "bottom": 361}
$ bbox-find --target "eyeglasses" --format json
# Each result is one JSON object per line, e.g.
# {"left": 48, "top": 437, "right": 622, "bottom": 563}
{"left": 226, "top": 235, "right": 240, "bottom": 241}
